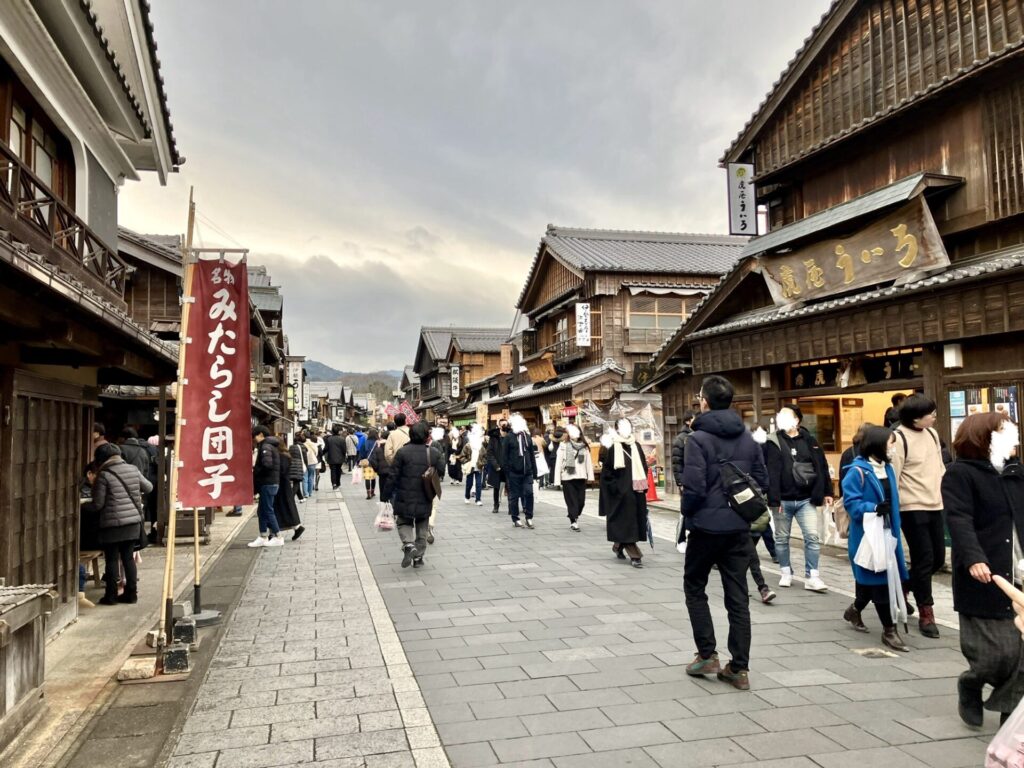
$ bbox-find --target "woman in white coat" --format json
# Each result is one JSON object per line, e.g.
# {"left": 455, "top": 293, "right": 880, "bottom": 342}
{"left": 554, "top": 424, "right": 594, "bottom": 531}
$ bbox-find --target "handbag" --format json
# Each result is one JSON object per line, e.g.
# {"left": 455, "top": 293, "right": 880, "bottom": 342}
{"left": 422, "top": 447, "right": 442, "bottom": 500}
{"left": 102, "top": 466, "right": 148, "bottom": 550}
{"left": 715, "top": 443, "right": 769, "bottom": 524}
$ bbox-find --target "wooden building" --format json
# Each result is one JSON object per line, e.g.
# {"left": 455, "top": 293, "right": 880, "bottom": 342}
{"left": 498, "top": 225, "right": 744, "bottom": 429}
{"left": 443, "top": 329, "right": 509, "bottom": 426}
{"left": 650, "top": 0, "right": 1024, "bottom": 483}
{"left": 410, "top": 326, "right": 508, "bottom": 423}
{"left": 400, "top": 366, "right": 420, "bottom": 409}
{"left": 0, "top": 0, "right": 181, "bottom": 660}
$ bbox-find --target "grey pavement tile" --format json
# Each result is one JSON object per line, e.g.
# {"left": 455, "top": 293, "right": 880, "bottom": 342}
{"left": 810, "top": 745, "right": 932, "bottom": 768}
{"left": 315, "top": 729, "right": 410, "bottom": 760}
{"left": 762, "top": 668, "right": 852, "bottom": 687}
{"left": 732, "top": 727, "right": 843, "bottom": 760}
{"left": 275, "top": 683, "right": 356, "bottom": 704}
{"left": 174, "top": 725, "right": 270, "bottom": 756}
{"left": 166, "top": 755, "right": 218, "bottom": 768}
{"left": 551, "top": 748, "right": 660, "bottom": 768}
{"left": 316, "top": 693, "right": 399, "bottom": 718}
{"left": 897, "top": 714, "right": 998, "bottom": 740}
{"left": 522, "top": 660, "right": 599, "bottom": 679}
{"left": 436, "top": 717, "right": 529, "bottom": 745}
{"left": 745, "top": 703, "right": 847, "bottom": 732}
{"left": 520, "top": 708, "right": 614, "bottom": 736}
{"left": 663, "top": 713, "right": 765, "bottom": 741}
{"left": 215, "top": 739, "right": 315, "bottom": 768}
{"left": 270, "top": 715, "right": 360, "bottom": 742}
{"left": 469, "top": 695, "right": 556, "bottom": 720}
{"left": 579, "top": 722, "right": 678, "bottom": 752}
{"left": 230, "top": 702, "right": 316, "bottom": 728}
{"left": 548, "top": 688, "right": 634, "bottom": 711}
{"left": 491, "top": 733, "right": 592, "bottom": 762}
{"left": 420, "top": 683, "right": 504, "bottom": 706}
{"left": 644, "top": 737, "right": 753, "bottom": 768}
{"left": 677, "top": 693, "right": 772, "bottom": 717}
{"left": 452, "top": 666, "right": 532, "bottom": 687}
{"left": 238, "top": 674, "right": 318, "bottom": 694}
{"left": 443, "top": 741, "right": 498, "bottom": 767}
{"left": 498, "top": 677, "right": 579, "bottom": 698}
{"left": 898, "top": 737, "right": 988, "bottom": 768}
{"left": 813, "top": 724, "right": 890, "bottom": 750}
{"left": 359, "top": 710, "right": 405, "bottom": 732}
{"left": 825, "top": 681, "right": 923, "bottom": 701}
{"left": 424, "top": 703, "right": 476, "bottom": 724}
{"left": 600, "top": 700, "right": 692, "bottom": 726}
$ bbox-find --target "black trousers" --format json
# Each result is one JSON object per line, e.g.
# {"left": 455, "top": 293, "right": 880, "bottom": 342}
{"left": 347, "top": 455, "right": 357, "bottom": 471}
{"left": 291, "top": 479, "right": 304, "bottom": 500}
{"left": 684, "top": 530, "right": 752, "bottom": 670}
{"left": 561, "top": 480, "right": 587, "bottom": 522}
{"left": 854, "top": 583, "right": 893, "bottom": 627}
{"left": 329, "top": 463, "right": 343, "bottom": 488}
{"left": 103, "top": 539, "right": 138, "bottom": 599}
{"left": 900, "top": 509, "right": 945, "bottom": 607}
{"left": 747, "top": 536, "right": 766, "bottom": 590}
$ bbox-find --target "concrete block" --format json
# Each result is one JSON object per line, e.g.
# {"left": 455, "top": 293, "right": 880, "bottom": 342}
{"left": 145, "top": 629, "right": 163, "bottom": 648}
{"left": 118, "top": 656, "right": 157, "bottom": 681}
{"left": 164, "top": 643, "right": 191, "bottom": 674}
{"left": 173, "top": 616, "right": 197, "bottom": 645}
{"left": 173, "top": 601, "right": 193, "bottom": 619}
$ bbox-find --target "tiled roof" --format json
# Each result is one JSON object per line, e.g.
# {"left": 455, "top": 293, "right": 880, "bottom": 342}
{"left": 740, "top": 173, "right": 961, "bottom": 258}
{"left": 421, "top": 326, "right": 507, "bottom": 360}
{"left": 688, "top": 249, "right": 1024, "bottom": 341}
{"left": 136, "top": 0, "right": 184, "bottom": 166}
{"left": 402, "top": 365, "right": 419, "bottom": 386}
{"left": 250, "top": 289, "right": 282, "bottom": 313}
{"left": 499, "top": 360, "right": 625, "bottom": 404}
{"left": 517, "top": 225, "right": 746, "bottom": 309}
{"left": 451, "top": 328, "right": 509, "bottom": 354}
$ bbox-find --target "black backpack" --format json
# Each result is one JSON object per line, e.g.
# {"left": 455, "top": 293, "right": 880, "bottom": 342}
{"left": 716, "top": 440, "right": 769, "bottom": 524}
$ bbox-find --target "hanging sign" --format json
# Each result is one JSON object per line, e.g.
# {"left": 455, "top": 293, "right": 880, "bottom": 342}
{"left": 399, "top": 400, "right": 420, "bottom": 424}
{"left": 575, "top": 303, "right": 591, "bottom": 347}
{"left": 760, "top": 196, "right": 949, "bottom": 307}
{"left": 451, "top": 364, "right": 461, "bottom": 399}
{"left": 727, "top": 163, "right": 757, "bottom": 236}
{"left": 177, "top": 258, "right": 253, "bottom": 506}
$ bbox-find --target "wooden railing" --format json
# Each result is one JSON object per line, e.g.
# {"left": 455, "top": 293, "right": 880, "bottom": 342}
{"left": 0, "top": 139, "right": 128, "bottom": 301}
{"left": 625, "top": 327, "right": 675, "bottom": 347}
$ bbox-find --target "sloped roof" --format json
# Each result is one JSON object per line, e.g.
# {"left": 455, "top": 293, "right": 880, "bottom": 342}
{"left": 250, "top": 289, "right": 282, "bottom": 313}
{"left": 517, "top": 225, "right": 746, "bottom": 309}
{"left": 499, "top": 360, "right": 626, "bottom": 404}
{"left": 421, "top": 326, "right": 507, "bottom": 361}
{"left": 451, "top": 328, "right": 509, "bottom": 354}
{"left": 402, "top": 365, "right": 419, "bottom": 387}
{"left": 307, "top": 382, "right": 343, "bottom": 400}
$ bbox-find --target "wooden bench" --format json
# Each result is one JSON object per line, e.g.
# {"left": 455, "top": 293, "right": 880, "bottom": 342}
{"left": 79, "top": 550, "right": 102, "bottom": 588}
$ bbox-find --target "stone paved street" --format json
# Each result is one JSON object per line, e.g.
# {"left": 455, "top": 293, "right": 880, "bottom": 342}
{"left": 170, "top": 478, "right": 997, "bottom": 768}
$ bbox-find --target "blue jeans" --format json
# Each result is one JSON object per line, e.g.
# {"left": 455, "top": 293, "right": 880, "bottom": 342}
{"left": 79, "top": 563, "right": 87, "bottom": 592}
{"left": 256, "top": 484, "right": 281, "bottom": 535}
{"left": 773, "top": 499, "right": 820, "bottom": 575}
{"left": 305, "top": 466, "right": 316, "bottom": 497}
{"left": 465, "top": 470, "right": 482, "bottom": 502}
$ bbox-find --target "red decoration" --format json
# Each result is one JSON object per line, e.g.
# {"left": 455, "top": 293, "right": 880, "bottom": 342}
{"left": 177, "top": 258, "right": 254, "bottom": 507}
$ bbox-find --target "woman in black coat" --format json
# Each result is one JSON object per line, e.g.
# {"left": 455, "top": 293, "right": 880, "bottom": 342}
{"left": 391, "top": 421, "right": 445, "bottom": 568}
{"left": 288, "top": 434, "right": 307, "bottom": 501}
{"left": 598, "top": 419, "right": 650, "bottom": 568}
{"left": 943, "top": 412, "right": 1024, "bottom": 728}
{"left": 275, "top": 442, "right": 305, "bottom": 541}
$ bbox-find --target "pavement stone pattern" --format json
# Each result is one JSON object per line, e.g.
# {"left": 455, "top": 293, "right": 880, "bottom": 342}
{"left": 349, "top": 478, "right": 994, "bottom": 768}
{"left": 172, "top": 475, "right": 995, "bottom": 768}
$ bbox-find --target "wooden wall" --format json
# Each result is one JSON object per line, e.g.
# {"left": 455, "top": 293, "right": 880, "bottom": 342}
{"left": 125, "top": 264, "right": 179, "bottom": 332}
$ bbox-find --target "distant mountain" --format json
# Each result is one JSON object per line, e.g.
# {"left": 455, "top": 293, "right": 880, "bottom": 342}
{"left": 305, "top": 360, "right": 401, "bottom": 393}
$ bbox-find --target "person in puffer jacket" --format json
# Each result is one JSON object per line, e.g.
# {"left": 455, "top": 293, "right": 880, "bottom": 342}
{"left": 83, "top": 443, "right": 152, "bottom": 605}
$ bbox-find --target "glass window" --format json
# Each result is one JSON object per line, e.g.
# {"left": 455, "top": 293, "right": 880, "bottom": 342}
{"left": 32, "top": 122, "right": 54, "bottom": 188}
{"left": 628, "top": 293, "right": 689, "bottom": 330}
{"left": 9, "top": 103, "right": 25, "bottom": 158}
{"left": 554, "top": 315, "right": 568, "bottom": 344}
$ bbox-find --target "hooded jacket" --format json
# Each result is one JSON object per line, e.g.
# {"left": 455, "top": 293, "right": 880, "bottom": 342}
{"left": 84, "top": 456, "right": 152, "bottom": 536}
{"left": 502, "top": 430, "right": 536, "bottom": 479}
{"left": 288, "top": 443, "right": 306, "bottom": 480}
{"left": 120, "top": 437, "right": 152, "bottom": 480}
{"left": 253, "top": 437, "right": 282, "bottom": 487}
{"left": 671, "top": 425, "right": 693, "bottom": 489}
{"left": 391, "top": 440, "right": 445, "bottom": 520}
{"left": 764, "top": 427, "right": 830, "bottom": 506}
{"left": 681, "top": 409, "right": 769, "bottom": 534}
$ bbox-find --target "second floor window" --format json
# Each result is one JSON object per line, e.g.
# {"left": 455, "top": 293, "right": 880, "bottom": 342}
{"left": 629, "top": 294, "right": 686, "bottom": 329}
{"left": 554, "top": 315, "right": 568, "bottom": 344}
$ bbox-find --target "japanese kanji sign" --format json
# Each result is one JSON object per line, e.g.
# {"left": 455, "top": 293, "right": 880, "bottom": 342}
{"left": 450, "top": 365, "right": 461, "bottom": 399}
{"left": 399, "top": 400, "right": 420, "bottom": 425}
{"left": 178, "top": 258, "right": 254, "bottom": 506}
{"left": 759, "top": 196, "right": 949, "bottom": 307}
{"left": 575, "top": 303, "right": 591, "bottom": 347}
{"left": 727, "top": 163, "right": 757, "bottom": 236}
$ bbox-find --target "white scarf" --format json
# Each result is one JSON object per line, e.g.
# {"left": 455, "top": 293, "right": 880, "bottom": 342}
{"left": 613, "top": 435, "right": 647, "bottom": 492}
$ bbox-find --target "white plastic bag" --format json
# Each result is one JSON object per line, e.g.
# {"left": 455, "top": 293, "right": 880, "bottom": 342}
{"left": 374, "top": 502, "right": 394, "bottom": 531}
{"left": 987, "top": 692, "right": 1024, "bottom": 766}
{"left": 535, "top": 451, "right": 549, "bottom": 477}
{"left": 853, "top": 513, "right": 889, "bottom": 572}
{"left": 352, "top": 467, "right": 363, "bottom": 484}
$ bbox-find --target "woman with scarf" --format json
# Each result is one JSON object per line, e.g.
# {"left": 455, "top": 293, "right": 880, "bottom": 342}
{"left": 460, "top": 424, "right": 487, "bottom": 506}
{"left": 359, "top": 429, "right": 379, "bottom": 499}
{"left": 943, "top": 412, "right": 1024, "bottom": 728}
{"left": 555, "top": 424, "right": 594, "bottom": 531}
{"left": 840, "top": 426, "right": 910, "bottom": 651}
{"left": 599, "top": 418, "right": 649, "bottom": 568}
{"left": 503, "top": 415, "right": 537, "bottom": 528}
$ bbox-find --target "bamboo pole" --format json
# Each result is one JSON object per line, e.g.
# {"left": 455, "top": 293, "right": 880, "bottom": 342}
{"left": 158, "top": 188, "right": 196, "bottom": 656}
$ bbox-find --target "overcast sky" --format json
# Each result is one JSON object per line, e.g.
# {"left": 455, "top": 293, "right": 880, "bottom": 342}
{"left": 120, "top": 0, "right": 831, "bottom": 372}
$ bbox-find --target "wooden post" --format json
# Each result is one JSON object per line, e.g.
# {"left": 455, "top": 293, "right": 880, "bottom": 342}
{"left": 158, "top": 188, "right": 196, "bottom": 656}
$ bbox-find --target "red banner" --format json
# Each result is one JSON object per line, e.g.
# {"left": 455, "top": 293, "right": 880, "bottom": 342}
{"left": 177, "top": 258, "right": 254, "bottom": 506}
{"left": 399, "top": 400, "right": 420, "bottom": 425}
{"left": 384, "top": 403, "right": 398, "bottom": 417}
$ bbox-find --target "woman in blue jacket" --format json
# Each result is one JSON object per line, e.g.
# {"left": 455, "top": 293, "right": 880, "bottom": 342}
{"left": 841, "top": 425, "right": 911, "bottom": 652}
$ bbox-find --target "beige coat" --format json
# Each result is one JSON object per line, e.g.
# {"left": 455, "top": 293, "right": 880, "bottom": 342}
{"left": 384, "top": 425, "right": 411, "bottom": 465}
{"left": 891, "top": 425, "right": 945, "bottom": 511}
{"left": 554, "top": 440, "right": 595, "bottom": 484}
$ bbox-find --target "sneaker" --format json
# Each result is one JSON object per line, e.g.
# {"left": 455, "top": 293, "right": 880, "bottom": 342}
{"left": 630, "top": 559, "right": 643, "bottom": 568}
{"left": 401, "top": 544, "right": 416, "bottom": 568}
{"left": 759, "top": 585, "right": 776, "bottom": 604}
{"left": 770, "top": 554, "right": 779, "bottom": 564}
{"left": 685, "top": 653, "right": 721, "bottom": 677}
{"left": 78, "top": 592, "right": 95, "bottom": 609}
{"left": 570, "top": 522, "right": 580, "bottom": 532}
{"left": 266, "top": 536, "right": 284, "bottom": 547}
{"left": 492, "top": 506, "right": 500, "bottom": 514}
{"left": 778, "top": 567, "right": 793, "bottom": 588}
{"left": 525, "top": 519, "right": 534, "bottom": 529}
{"left": 717, "top": 664, "right": 750, "bottom": 691}
{"left": 476, "top": 501, "right": 483, "bottom": 506}
{"left": 298, "top": 497, "right": 306, "bottom": 504}
{"left": 464, "top": 498, "right": 472, "bottom": 504}
{"left": 412, "top": 558, "right": 424, "bottom": 569}
{"left": 292, "top": 525, "right": 305, "bottom": 541}
{"left": 804, "top": 570, "right": 828, "bottom": 592}
{"left": 513, "top": 519, "right": 524, "bottom": 528}
{"left": 226, "top": 510, "right": 243, "bottom": 517}
{"left": 247, "top": 537, "right": 267, "bottom": 548}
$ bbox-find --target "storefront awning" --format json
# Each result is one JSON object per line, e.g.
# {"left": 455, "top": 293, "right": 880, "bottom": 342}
{"left": 501, "top": 362, "right": 625, "bottom": 404}
{"left": 627, "top": 286, "right": 706, "bottom": 296}
{"left": 740, "top": 172, "right": 962, "bottom": 259}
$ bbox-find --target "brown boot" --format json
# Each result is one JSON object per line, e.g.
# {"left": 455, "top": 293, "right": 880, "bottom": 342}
{"left": 882, "top": 626, "right": 910, "bottom": 652}
{"left": 918, "top": 605, "right": 939, "bottom": 638}
{"left": 843, "top": 603, "right": 869, "bottom": 633}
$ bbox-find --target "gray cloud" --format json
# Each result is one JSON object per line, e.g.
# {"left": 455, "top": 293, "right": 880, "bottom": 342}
{"left": 119, "top": 0, "right": 832, "bottom": 370}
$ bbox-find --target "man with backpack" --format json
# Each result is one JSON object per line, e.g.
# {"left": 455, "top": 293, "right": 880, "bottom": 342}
{"left": 681, "top": 375, "right": 769, "bottom": 691}
{"left": 764, "top": 405, "right": 832, "bottom": 593}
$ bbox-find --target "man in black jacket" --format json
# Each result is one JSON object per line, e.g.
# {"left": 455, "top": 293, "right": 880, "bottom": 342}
{"left": 672, "top": 410, "right": 696, "bottom": 550}
{"left": 485, "top": 419, "right": 509, "bottom": 513}
{"left": 324, "top": 425, "right": 348, "bottom": 488}
{"left": 764, "top": 405, "right": 831, "bottom": 593}
{"left": 502, "top": 416, "right": 536, "bottom": 528}
{"left": 251, "top": 426, "right": 284, "bottom": 547}
{"left": 681, "top": 375, "right": 768, "bottom": 691}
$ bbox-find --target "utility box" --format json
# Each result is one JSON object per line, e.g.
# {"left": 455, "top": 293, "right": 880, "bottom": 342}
{"left": 0, "top": 585, "right": 55, "bottom": 754}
